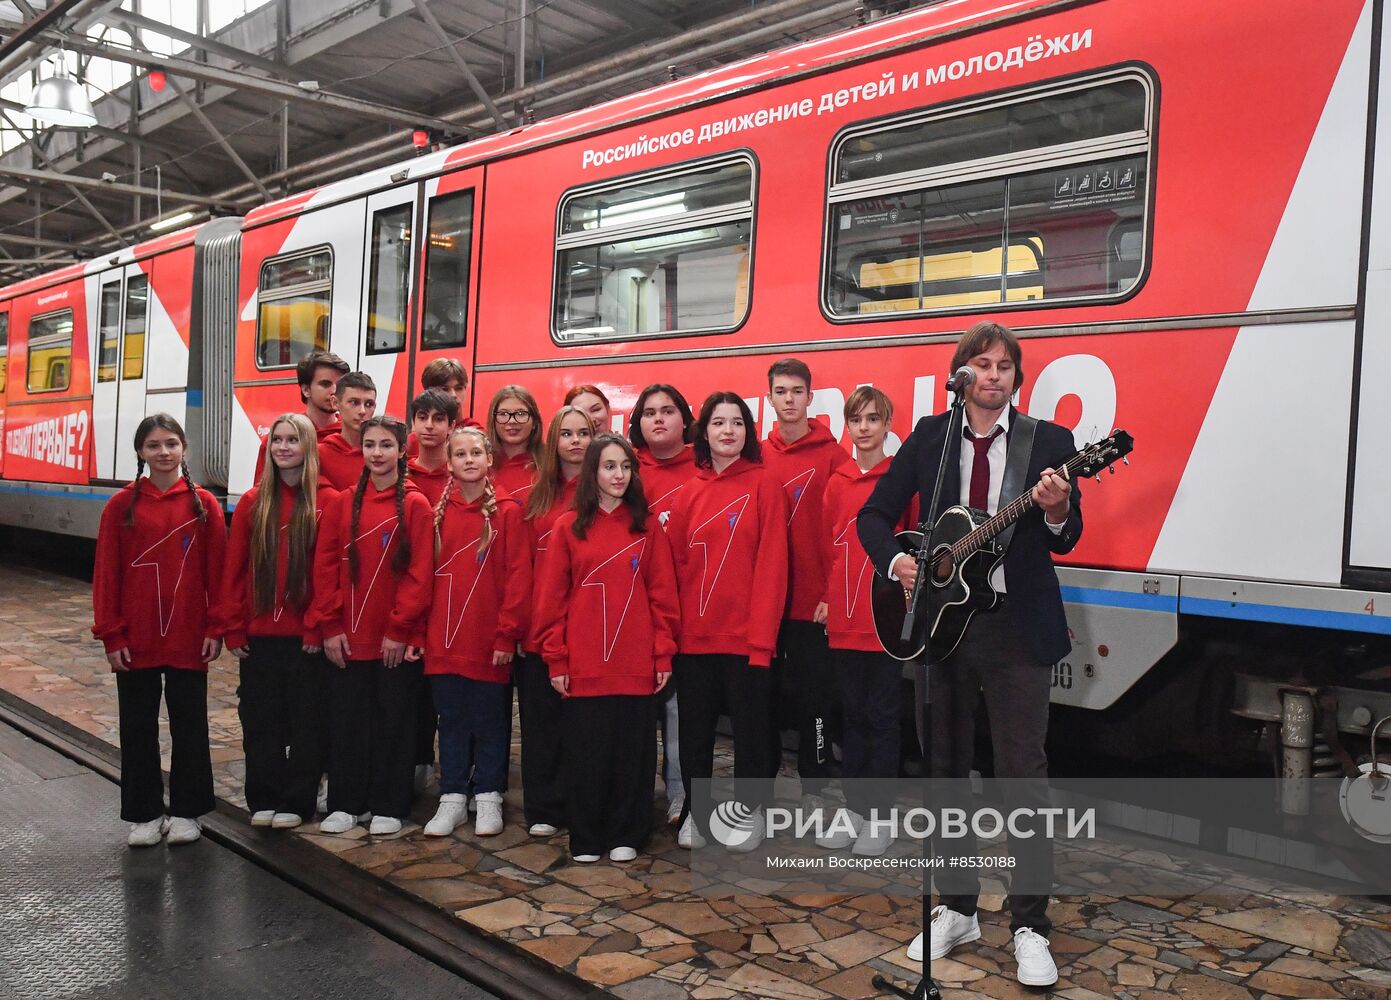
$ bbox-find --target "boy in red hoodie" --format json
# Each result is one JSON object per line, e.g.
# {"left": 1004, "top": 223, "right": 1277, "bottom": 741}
{"left": 536, "top": 434, "right": 680, "bottom": 863}
{"left": 254, "top": 350, "right": 349, "bottom": 481}
{"left": 424, "top": 426, "right": 531, "bottom": 838}
{"left": 667, "top": 392, "right": 788, "bottom": 851}
{"left": 317, "top": 371, "right": 376, "bottom": 491}
{"left": 760, "top": 359, "right": 850, "bottom": 807}
{"left": 311, "top": 416, "right": 434, "bottom": 837}
{"left": 406, "top": 359, "right": 482, "bottom": 459}
{"left": 93, "top": 414, "right": 226, "bottom": 848}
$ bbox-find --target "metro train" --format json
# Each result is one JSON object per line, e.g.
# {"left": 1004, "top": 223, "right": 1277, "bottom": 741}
{"left": 1, "top": 0, "right": 1389, "bottom": 783}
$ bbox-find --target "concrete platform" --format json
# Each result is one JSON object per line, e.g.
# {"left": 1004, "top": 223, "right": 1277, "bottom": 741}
{"left": 3, "top": 559, "right": 1391, "bottom": 999}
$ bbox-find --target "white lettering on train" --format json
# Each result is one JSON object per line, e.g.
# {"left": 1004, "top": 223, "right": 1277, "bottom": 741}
{"left": 4, "top": 410, "right": 89, "bottom": 471}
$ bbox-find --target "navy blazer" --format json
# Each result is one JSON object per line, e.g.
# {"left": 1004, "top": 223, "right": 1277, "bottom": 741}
{"left": 857, "top": 407, "right": 1083, "bottom": 665}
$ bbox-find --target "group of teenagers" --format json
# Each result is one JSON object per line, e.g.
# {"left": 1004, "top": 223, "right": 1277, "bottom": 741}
{"left": 91, "top": 351, "right": 910, "bottom": 864}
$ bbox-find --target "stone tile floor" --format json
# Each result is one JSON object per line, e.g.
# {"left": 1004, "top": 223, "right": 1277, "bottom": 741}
{"left": 3, "top": 561, "right": 1391, "bottom": 999}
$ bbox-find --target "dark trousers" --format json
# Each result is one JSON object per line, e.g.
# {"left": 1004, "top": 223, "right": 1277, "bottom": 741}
{"left": 930, "top": 600, "right": 1054, "bottom": 936}
{"left": 677, "top": 653, "right": 773, "bottom": 836}
{"left": 836, "top": 648, "right": 902, "bottom": 819}
{"left": 415, "top": 662, "right": 437, "bottom": 768}
{"left": 116, "top": 667, "right": 214, "bottom": 823}
{"left": 563, "top": 695, "right": 656, "bottom": 856}
{"left": 431, "top": 674, "right": 509, "bottom": 796}
{"left": 776, "top": 620, "right": 838, "bottom": 795}
{"left": 238, "top": 636, "right": 331, "bottom": 817}
{"left": 327, "top": 658, "right": 421, "bottom": 821}
{"left": 515, "top": 653, "right": 565, "bottom": 827}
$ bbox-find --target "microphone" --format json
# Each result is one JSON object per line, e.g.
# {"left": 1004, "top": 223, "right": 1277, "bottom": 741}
{"left": 945, "top": 366, "right": 975, "bottom": 392}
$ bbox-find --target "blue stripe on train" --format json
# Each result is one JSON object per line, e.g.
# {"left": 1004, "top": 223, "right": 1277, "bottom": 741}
{"left": 1061, "top": 584, "right": 1391, "bottom": 635}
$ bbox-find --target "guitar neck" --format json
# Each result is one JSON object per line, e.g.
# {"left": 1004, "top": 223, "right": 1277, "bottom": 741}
{"left": 950, "top": 451, "right": 1083, "bottom": 560}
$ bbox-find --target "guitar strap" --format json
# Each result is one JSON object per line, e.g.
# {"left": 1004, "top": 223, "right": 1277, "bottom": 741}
{"left": 994, "top": 411, "right": 1038, "bottom": 554}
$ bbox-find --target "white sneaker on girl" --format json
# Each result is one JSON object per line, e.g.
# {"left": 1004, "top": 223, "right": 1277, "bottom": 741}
{"left": 250, "top": 810, "right": 275, "bottom": 827}
{"left": 473, "top": 792, "right": 503, "bottom": 836}
{"left": 608, "top": 846, "right": 637, "bottom": 862}
{"left": 166, "top": 817, "right": 202, "bottom": 845}
{"left": 271, "top": 813, "right": 302, "bottom": 829}
{"left": 528, "top": 823, "right": 558, "bottom": 837}
{"left": 127, "top": 817, "right": 167, "bottom": 847}
{"left": 677, "top": 815, "right": 706, "bottom": 850}
{"left": 573, "top": 853, "right": 600, "bottom": 863}
{"left": 318, "top": 811, "right": 362, "bottom": 834}
{"left": 368, "top": 816, "right": 403, "bottom": 836}
{"left": 425, "top": 794, "right": 468, "bottom": 836}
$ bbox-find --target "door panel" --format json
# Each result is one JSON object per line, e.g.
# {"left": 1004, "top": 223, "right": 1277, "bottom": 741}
{"left": 92, "top": 272, "right": 122, "bottom": 479}
{"left": 114, "top": 265, "right": 149, "bottom": 482}
{"left": 358, "top": 185, "right": 421, "bottom": 417}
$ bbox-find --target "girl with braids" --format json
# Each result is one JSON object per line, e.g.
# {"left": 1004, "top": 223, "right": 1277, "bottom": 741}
{"left": 422, "top": 426, "right": 530, "bottom": 837}
{"left": 485, "top": 384, "right": 543, "bottom": 504}
{"left": 220, "top": 413, "right": 326, "bottom": 830}
{"left": 534, "top": 435, "right": 679, "bottom": 863}
{"left": 92, "top": 414, "right": 226, "bottom": 848}
{"left": 517, "top": 405, "right": 593, "bottom": 837}
{"left": 310, "top": 415, "right": 434, "bottom": 836}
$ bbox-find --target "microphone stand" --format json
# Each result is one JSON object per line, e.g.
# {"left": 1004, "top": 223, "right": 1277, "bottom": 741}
{"left": 874, "top": 385, "right": 965, "bottom": 1000}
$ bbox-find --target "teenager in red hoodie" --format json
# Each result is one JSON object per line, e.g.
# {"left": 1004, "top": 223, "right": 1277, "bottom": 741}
{"left": 517, "top": 405, "right": 593, "bottom": 836}
{"left": 761, "top": 358, "right": 851, "bottom": 806}
{"left": 666, "top": 392, "right": 788, "bottom": 851}
{"left": 255, "top": 350, "right": 349, "bottom": 481}
{"left": 223, "top": 413, "right": 325, "bottom": 830}
{"left": 406, "top": 388, "right": 457, "bottom": 792}
{"left": 629, "top": 382, "right": 697, "bottom": 826}
{"left": 819, "top": 386, "right": 913, "bottom": 854}
{"left": 486, "top": 384, "right": 543, "bottom": 504}
{"left": 423, "top": 426, "right": 530, "bottom": 838}
{"left": 535, "top": 434, "right": 680, "bottom": 863}
{"left": 564, "top": 383, "right": 612, "bottom": 433}
{"left": 92, "top": 414, "right": 226, "bottom": 848}
{"left": 312, "top": 415, "right": 434, "bottom": 836}
{"left": 405, "top": 359, "right": 482, "bottom": 459}
{"left": 317, "top": 371, "right": 376, "bottom": 491}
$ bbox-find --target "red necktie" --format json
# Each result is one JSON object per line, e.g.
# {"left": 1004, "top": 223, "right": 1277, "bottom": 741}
{"left": 968, "top": 426, "right": 1004, "bottom": 512}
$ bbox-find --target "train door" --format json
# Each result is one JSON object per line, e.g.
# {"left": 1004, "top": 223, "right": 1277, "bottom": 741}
{"left": 357, "top": 184, "right": 421, "bottom": 411}
{"left": 91, "top": 270, "right": 123, "bottom": 479}
{"left": 0, "top": 305, "right": 8, "bottom": 477}
{"left": 112, "top": 264, "right": 149, "bottom": 482}
{"left": 412, "top": 169, "right": 484, "bottom": 414}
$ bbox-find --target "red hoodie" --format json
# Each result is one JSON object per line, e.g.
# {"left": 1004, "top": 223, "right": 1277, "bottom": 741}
{"left": 405, "top": 418, "right": 483, "bottom": 460}
{"left": 493, "top": 451, "right": 537, "bottom": 505}
{"left": 637, "top": 445, "right": 697, "bottom": 527}
{"left": 521, "top": 476, "right": 579, "bottom": 654}
{"left": 426, "top": 487, "right": 530, "bottom": 682}
{"left": 822, "top": 457, "right": 917, "bottom": 652}
{"left": 92, "top": 478, "right": 227, "bottom": 672}
{"left": 317, "top": 431, "right": 365, "bottom": 492}
{"left": 535, "top": 506, "right": 680, "bottom": 696}
{"left": 254, "top": 420, "right": 339, "bottom": 481}
{"left": 221, "top": 482, "right": 322, "bottom": 650}
{"left": 762, "top": 420, "right": 852, "bottom": 622}
{"left": 310, "top": 479, "right": 434, "bottom": 661}
{"left": 406, "top": 456, "right": 450, "bottom": 507}
{"left": 666, "top": 458, "right": 788, "bottom": 667}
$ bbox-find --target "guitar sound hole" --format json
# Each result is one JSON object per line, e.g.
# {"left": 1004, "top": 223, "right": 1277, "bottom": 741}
{"left": 932, "top": 551, "right": 954, "bottom": 583}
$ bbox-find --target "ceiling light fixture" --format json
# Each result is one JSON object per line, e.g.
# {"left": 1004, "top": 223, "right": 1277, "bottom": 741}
{"left": 26, "top": 55, "right": 97, "bottom": 128}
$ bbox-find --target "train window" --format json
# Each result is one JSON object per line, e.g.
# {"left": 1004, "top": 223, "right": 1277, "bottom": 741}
{"left": 0, "top": 313, "right": 8, "bottom": 394}
{"left": 421, "top": 190, "right": 474, "bottom": 350}
{"left": 97, "top": 283, "right": 121, "bottom": 383}
{"left": 256, "top": 248, "right": 333, "bottom": 369}
{"left": 26, "top": 309, "right": 73, "bottom": 392}
{"left": 825, "top": 69, "right": 1153, "bottom": 319}
{"left": 365, "top": 204, "right": 412, "bottom": 355}
{"left": 124, "top": 274, "right": 148, "bottom": 380}
{"left": 553, "top": 154, "right": 755, "bottom": 343}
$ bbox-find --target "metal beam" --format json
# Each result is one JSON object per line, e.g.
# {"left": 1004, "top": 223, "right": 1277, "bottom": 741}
{"left": 409, "top": 0, "right": 508, "bottom": 131}
{"left": 0, "top": 162, "right": 222, "bottom": 206}
{"left": 0, "top": 232, "right": 90, "bottom": 250}
{"left": 115, "top": 8, "right": 294, "bottom": 79}
{"left": 0, "top": 110, "right": 126, "bottom": 245}
{"left": 0, "top": 0, "right": 86, "bottom": 71}
{"left": 161, "top": 73, "right": 271, "bottom": 200}
{"left": 55, "top": 32, "right": 456, "bottom": 130}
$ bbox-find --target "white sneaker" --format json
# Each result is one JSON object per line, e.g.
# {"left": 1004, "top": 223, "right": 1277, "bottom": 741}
{"left": 127, "top": 817, "right": 167, "bottom": 848}
{"left": 425, "top": 794, "right": 467, "bottom": 837}
{"left": 573, "top": 853, "right": 600, "bottom": 863}
{"left": 608, "top": 846, "right": 637, "bottom": 862}
{"left": 677, "top": 815, "right": 705, "bottom": 849}
{"left": 907, "top": 932, "right": 924, "bottom": 962}
{"left": 271, "top": 813, "right": 302, "bottom": 829}
{"left": 528, "top": 823, "right": 558, "bottom": 837}
{"left": 724, "top": 806, "right": 767, "bottom": 853}
{"left": 316, "top": 776, "right": 329, "bottom": 815}
{"left": 250, "top": 810, "right": 275, "bottom": 827}
{"left": 474, "top": 792, "right": 503, "bottom": 836}
{"left": 1013, "top": 928, "right": 1058, "bottom": 987}
{"left": 815, "top": 808, "right": 863, "bottom": 850}
{"left": 318, "top": 810, "right": 361, "bottom": 834}
{"left": 928, "top": 905, "right": 981, "bottom": 961}
{"left": 368, "top": 815, "right": 403, "bottom": 836}
{"left": 166, "top": 817, "right": 202, "bottom": 845}
{"left": 851, "top": 816, "right": 894, "bottom": 856}
{"left": 666, "top": 797, "right": 684, "bottom": 825}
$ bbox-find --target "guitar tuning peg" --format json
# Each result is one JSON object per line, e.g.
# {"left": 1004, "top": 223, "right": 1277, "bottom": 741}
{"left": 1109, "top": 465, "right": 1116, "bottom": 475}
{"left": 1122, "top": 456, "right": 1129, "bottom": 465}
{"left": 1095, "top": 474, "right": 1103, "bottom": 483}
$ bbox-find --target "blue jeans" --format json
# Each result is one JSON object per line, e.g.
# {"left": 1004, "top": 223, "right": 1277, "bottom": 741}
{"left": 660, "top": 689, "right": 684, "bottom": 804}
{"left": 430, "top": 674, "right": 509, "bottom": 796}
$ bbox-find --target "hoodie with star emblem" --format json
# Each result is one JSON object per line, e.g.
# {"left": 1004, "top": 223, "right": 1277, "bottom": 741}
{"left": 665, "top": 458, "right": 789, "bottom": 667}
{"left": 636, "top": 444, "right": 697, "bottom": 526}
{"left": 762, "top": 420, "right": 852, "bottom": 621}
{"left": 92, "top": 477, "right": 227, "bottom": 672}
{"left": 220, "top": 482, "right": 321, "bottom": 651}
{"left": 425, "top": 487, "right": 530, "bottom": 682}
{"left": 534, "top": 505, "right": 680, "bottom": 696}
{"left": 521, "top": 476, "right": 579, "bottom": 655}
{"left": 310, "top": 480, "right": 434, "bottom": 660}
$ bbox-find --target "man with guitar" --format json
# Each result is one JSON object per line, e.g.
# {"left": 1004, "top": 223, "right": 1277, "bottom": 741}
{"left": 858, "top": 321, "right": 1082, "bottom": 989}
